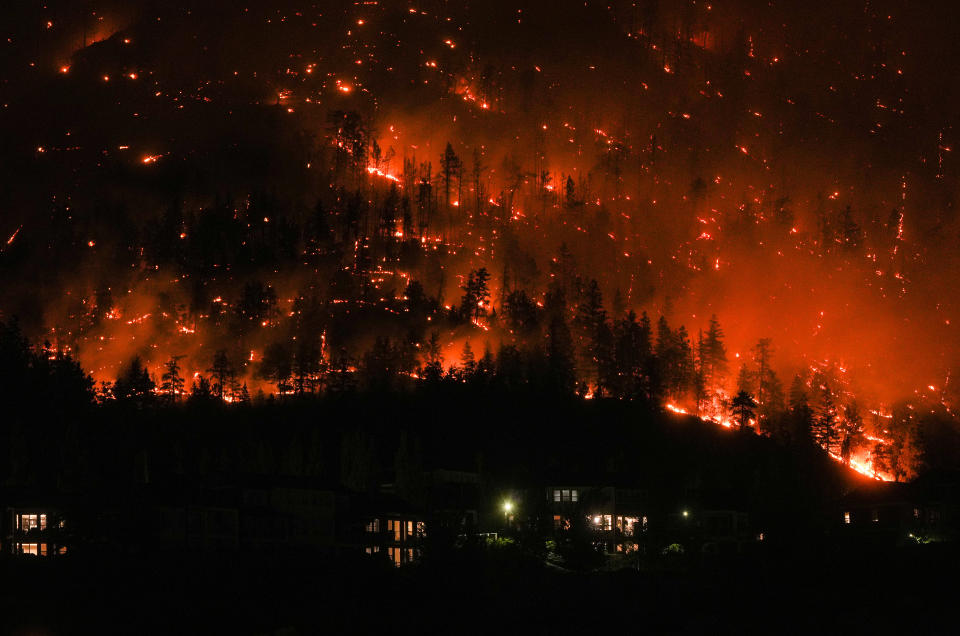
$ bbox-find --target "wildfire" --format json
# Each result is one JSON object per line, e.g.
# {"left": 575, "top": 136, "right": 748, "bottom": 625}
{"left": 366, "top": 166, "right": 401, "bottom": 183}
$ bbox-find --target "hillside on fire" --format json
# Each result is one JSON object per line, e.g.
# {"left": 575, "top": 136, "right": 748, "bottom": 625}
{"left": 2, "top": 1, "right": 960, "bottom": 632}
{"left": 3, "top": 1, "right": 960, "bottom": 485}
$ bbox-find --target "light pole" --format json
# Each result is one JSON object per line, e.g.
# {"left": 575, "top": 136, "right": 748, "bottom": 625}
{"left": 502, "top": 500, "right": 514, "bottom": 531}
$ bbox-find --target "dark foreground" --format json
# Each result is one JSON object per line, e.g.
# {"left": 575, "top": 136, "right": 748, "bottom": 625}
{"left": 1, "top": 543, "right": 955, "bottom": 635}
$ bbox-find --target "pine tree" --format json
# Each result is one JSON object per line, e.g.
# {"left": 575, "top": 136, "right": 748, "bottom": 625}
{"left": 112, "top": 356, "right": 156, "bottom": 405}
{"left": 189, "top": 375, "right": 214, "bottom": 402}
{"left": 699, "top": 316, "right": 728, "bottom": 418}
{"left": 703, "top": 315, "right": 728, "bottom": 383}
{"left": 473, "top": 268, "right": 491, "bottom": 322}
{"left": 564, "top": 175, "right": 578, "bottom": 209}
{"left": 208, "top": 349, "right": 235, "bottom": 400}
{"left": 546, "top": 314, "right": 576, "bottom": 394}
{"left": 260, "top": 342, "right": 292, "bottom": 394}
{"left": 460, "top": 267, "right": 492, "bottom": 324}
{"left": 840, "top": 401, "right": 865, "bottom": 465}
{"left": 574, "top": 279, "right": 606, "bottom": 387}
{"left": 422, "top": 331, "right": 444, "bottom": 383}
{"left": 813, "top": 386, "right": 839, "bottom": 453}
{"left": 460, "top": 341, "right": 476, "bottom": 379}
{"left": 160, "top": 356, "right": 185, "bottom": 403}
{"left": 788, "top": 377, "right": 815, "bottom": 446}
{"left": 674, "top": 325, "right": 694, "bottom": 397}
{"left": 731, "top": 391, "right": 758, "bottom": 430}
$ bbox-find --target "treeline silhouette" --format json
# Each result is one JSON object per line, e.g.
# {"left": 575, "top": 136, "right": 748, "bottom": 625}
{"left": 3, "top": 316, "right": 958, "bottom": 511}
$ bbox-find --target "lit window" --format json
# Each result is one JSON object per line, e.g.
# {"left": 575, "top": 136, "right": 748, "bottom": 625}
{"left": 365, "top": 519, "right": 380, "bottom": 533}
{"left": 843, "top": 512, "right": 851, "bottom": 524}
{"left": 19, "top": 514, "right": 46, "bottom": 531}
{"left": 553, "top": 489, "right": 561, "bottom": 502}
{"left": 415, "top": 521, "right": 426, "bottom": 537}
{"left": 387, "top": 519, "right": 401, "bottom": 542}
{"left": 571, "top": 489, "right": 579, "bottom": 502}
{"left": 871, "top": 509, "right": 879, "bottom": 523}
{"left": 19, "top": 543, "right": 39, "bottom": 555}
{"left": 406, "top": 520, "right": 413, "bottom": 539}
{"left": 388, "top": 546, "right": 401, "bottom": 566}
{"left": 618, "top": 516, "right": 640, "bottom": 536}
{"left": 562, "top": 489, "right": 570, "bottom": 502}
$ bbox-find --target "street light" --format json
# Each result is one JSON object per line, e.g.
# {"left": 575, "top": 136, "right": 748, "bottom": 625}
{"left": 502, "top": 500, "right": 514, "bottom": 530}
{"left": 682, "top": 510, "right": 689, "bottom": 518}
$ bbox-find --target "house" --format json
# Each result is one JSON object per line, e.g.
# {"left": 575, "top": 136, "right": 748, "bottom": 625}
{"left": 545, "top": 485, "right": 648, "bottom": 552}
{"left": 352, "top": 492, "right": 426, "bottom": 566}
{"left": 427, "top": 468, "right": 481, "bottom": 532}
{"left": 5, "top": 506, "right": 69, "bottom": 556}
{"left": 662, "top": 509, "right": 753, "bottom": 555}
{"left": 238, "top": 478, "right": 339, "bottom": 551}
{"left": 836, "top": 483, "right": 919, "bottom": 547}
{"left": 837, "top": 474, "right": 960, "bottom": 546}
{"left": 2, "top": 477, "right": 431, "bottom": 563}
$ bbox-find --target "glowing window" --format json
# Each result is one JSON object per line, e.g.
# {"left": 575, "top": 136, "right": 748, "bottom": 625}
{"left": 365, "top": 519, "right": 380, "bottom": 533}
{"left": 387, "top": 519, "right": 401, "bottom": 542}
{"left": 843, "top": 512, "right": 851, "bottom": 524}
{"left": 19, "top": 543, "right": 40, "bottom": 555}
{"left": 618, "top": 516, "right": 640, "bottom": 536}
{"left": 871, "top": 509, "right": 879, "bottom": 523}
{"left": 553, "top": 490, "right": 561, "bottom": 502}
{"left": 18, "top": 514, "right": 46, "bottom": 531}
{"left": 571, "top": 489, "right": 579, "bottom": 502}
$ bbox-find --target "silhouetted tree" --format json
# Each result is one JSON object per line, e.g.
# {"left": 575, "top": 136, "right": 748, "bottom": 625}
{"left": 731, "top": 391, "right": 757, "bottom": 430}
{"left": 260, "top": 342, "right": 292, "bottom": 393}
{"left": 209, "top": 349, "right": 235, "bottom": 399}
{"left": 422, "top": 331, "right": 444, "bottom": 383}
{"left": 160, "top": 356, "right": 185, "bottom": 403}
{"left": 112, "top": 356, "right": 155, "bottom": 406}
